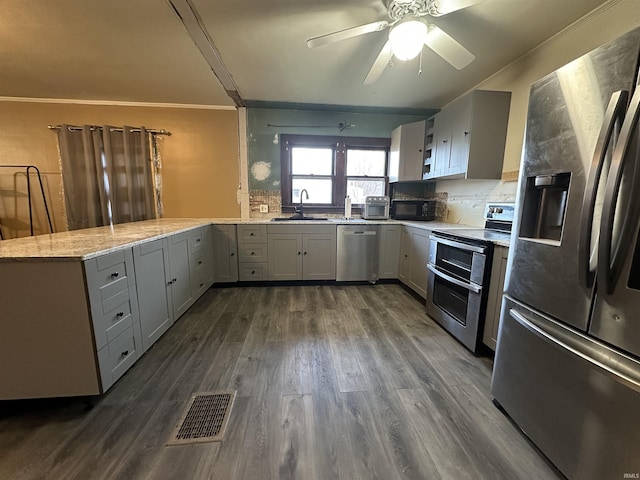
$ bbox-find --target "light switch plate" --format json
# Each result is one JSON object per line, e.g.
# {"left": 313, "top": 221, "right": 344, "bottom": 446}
{"left": 259, "top": 204, "right": 268, "bottom": 213}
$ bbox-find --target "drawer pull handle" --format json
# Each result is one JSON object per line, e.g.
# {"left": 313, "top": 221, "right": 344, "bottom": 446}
{"left": 230, "top": 252, "right": 235, "bottom": 257}
{"left": 173, "top": 278, "right": 177, "bottom": 283}
{"left": 200, "top": 283, "right": 204, "bottom": 287}
{"left": 111, "top": 272, "right": 119, "bottom": 278}
{"left": 196, "top": 238, "right": 201, "bottom": 242}
{"left": 198, "top": 260, "right": 203, "bottom": 265}
{"left": 167, "top": 279, "right": 174, "bottom": 285}
{"left": 251, "top": 270, "right": 255, "bottom": 274}
{"left": 250, "top": 232, "right": 255, "bottom": 236}
{"left": 251, "top": 251, "right": 255, "bottom": 255}
{"left": 122, "top": 350, "right": 129, "bottom": 357}
{"left": 304, "top": 251, "right": 307, "bottom": 255}
{"left": 298, "top": 251, "right": 301, "bottom": 255}
{"left": 116, "top": 312, "right": 124, "bottom": 318}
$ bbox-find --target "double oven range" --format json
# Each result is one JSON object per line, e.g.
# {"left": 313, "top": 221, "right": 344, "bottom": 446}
{"left": 426, "top": 203, "right": 514, "bottom": 353}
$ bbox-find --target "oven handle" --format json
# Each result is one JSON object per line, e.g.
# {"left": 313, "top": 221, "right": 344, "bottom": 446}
{"left": 429, "top": 234, "right": 487, "bottom": 254}
{"left": 427, "top": 264, "right": 482, "bottom": 294}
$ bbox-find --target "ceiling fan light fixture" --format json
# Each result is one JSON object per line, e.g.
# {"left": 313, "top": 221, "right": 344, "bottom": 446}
{"left": 389, "top": 17, "right": 428, "bottom": 61}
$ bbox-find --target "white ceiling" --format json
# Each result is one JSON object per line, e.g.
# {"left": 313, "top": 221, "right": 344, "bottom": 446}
{"left": 0, "top": 0, "right": 612, "bottom": 110}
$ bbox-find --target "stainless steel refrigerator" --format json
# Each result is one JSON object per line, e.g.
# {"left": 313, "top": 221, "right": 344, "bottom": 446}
{"left": 491, "top": 27, "right": 640, "bottom": 480}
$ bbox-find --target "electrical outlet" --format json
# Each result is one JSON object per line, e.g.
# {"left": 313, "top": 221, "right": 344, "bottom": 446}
{"left": 259, "top": 204, "right": 269, "bottom": 213}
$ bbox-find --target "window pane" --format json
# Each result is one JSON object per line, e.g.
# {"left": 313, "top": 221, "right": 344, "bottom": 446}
{"left": 292, "top": 178, "right": 333, "bottom": 204}
{"left": 291, "top": 147, "right": 333, "bottom": 175}
{"left": 346, "top": 149, "right": 386, "bottom": 176}
{"left": 346, "top": 178, "right": 386, "bottom": 204}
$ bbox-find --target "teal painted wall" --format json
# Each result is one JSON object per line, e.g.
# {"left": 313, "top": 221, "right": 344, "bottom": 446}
{"left": 247, "top": 108, "right": 431, "bottom": 191}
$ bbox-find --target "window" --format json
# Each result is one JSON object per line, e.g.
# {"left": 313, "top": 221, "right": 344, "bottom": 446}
{"left": 281, "top": 134, "right": 390, "bottom": 212}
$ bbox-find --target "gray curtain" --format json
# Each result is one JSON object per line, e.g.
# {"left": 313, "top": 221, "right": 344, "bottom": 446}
{"left": 58, "top": 125, "right": 156, "bottom": 230}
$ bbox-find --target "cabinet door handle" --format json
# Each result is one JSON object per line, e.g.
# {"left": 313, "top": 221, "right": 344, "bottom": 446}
{"left": 198, "top": 260, "right": 202, "bottom": 265}
{"left": 230, "top": 252, "right": 235, "bottom": 257}
{"left": 250, "top": 232, "right": 255, "bottom": 236}
{"left": 464, "top": 131, "right": 469, "bottom": 136}
{"left": 173, "top": 278, "right": 177, "bottom": 283}
{"left": 122, "top": 350, "right": 129, "bottom": 357}
{"left": 442, "top": 139, "right": 448, "bottom": 143}
{"left": 200, "top": 283, "right": 204, "bottom": 287}
{"left": 116, "top": 312, "right": 124, "bottom": 318}
{"left": 111, "top": 272, "right": 119, "bottom": 278}
{"left": 251, "top": 270, "right": 255, "bottom": 274}
{"left": 297, "top": 252, "right": 301, "bottom": 255}
{"left": 304, "top": 251, "right": 307, "bottom": 255}
{"left": 251, "top": 251, "right": 255, "bottom": 255}
{"left": 196, "top": 238, "right": 201, "bottom": 243}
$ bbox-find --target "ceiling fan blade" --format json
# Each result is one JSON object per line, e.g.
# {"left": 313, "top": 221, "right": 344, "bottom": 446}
{"left": 307, "top": 21, "right": 389, "bottom": 48}
{"left": 424, "top": 25, "right": 475, "bottom": 69}
{"left": 428, "top": 0, "right": 485, "bottom": 16}
{"left": 363, "top": 41, "right": 393, "bottom": 85}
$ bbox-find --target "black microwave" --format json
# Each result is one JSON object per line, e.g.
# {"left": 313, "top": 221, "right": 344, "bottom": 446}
{"left": 390, "top": 199, "right": 436, "bottom": 221}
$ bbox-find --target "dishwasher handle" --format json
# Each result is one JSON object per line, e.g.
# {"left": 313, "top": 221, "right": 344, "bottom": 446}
{"left": 343, "top": 230, "right": 377, "bottom": 236}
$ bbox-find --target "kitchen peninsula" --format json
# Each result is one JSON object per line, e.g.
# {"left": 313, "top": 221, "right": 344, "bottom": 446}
{"left": 0, "top": 217, "right": 503, "bottom": 401}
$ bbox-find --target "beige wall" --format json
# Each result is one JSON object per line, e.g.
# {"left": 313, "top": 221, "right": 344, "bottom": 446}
{"left": 437, "top": 0, "right": 640, "bottom": 226}
{"left": 479, "top": 0, "right": 640, "bottom": 173}
{"left": 0, "top": 100, "right": 239, "bottom": 238}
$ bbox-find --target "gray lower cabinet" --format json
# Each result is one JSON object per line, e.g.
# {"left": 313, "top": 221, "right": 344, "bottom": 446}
{"left": 167, "top": 231, "right": 194, "bottom": 319}
{"left": 212, "top": 224, "right": 238, "bottom": 283}
{"left": 237, "top": 224, "right": 268, "bottom": 281}
{"left": 398, "top": 226, "right": 431, "bottom": 298}
{"left": 483, "top": 245, "right": 509, "bottom": 351}
{"left": 379, "top": 224, "right": 401, "bottom": 279}
{"left": 133, "top": 238, "right": 173, "bottom": 353}
{"left": 189, "top": 225, "right": 214, "bottom": 297}
{"left": 267, "top": 224, "right": 336, "bottom": 281}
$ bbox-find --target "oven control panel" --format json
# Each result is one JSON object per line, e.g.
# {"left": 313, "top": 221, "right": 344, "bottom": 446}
{"left": 484, "top": 203, "right": 515, "bottom": 223}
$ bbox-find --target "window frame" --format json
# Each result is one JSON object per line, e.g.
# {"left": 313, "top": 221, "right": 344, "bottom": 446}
{"left": 280, "top": 134, "right": 391, "bottom": 214}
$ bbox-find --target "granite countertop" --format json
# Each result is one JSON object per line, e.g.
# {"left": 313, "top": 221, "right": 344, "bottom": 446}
{"left": 0, "top": 218, "right": 211, "bottom": 261}
{"left": 0, "top": 217, "right": 478, "bottom": 261}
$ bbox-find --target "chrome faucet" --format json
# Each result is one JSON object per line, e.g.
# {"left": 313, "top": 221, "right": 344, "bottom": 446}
{"left": 295, "top": 189, "right": 309, "bottom": 218}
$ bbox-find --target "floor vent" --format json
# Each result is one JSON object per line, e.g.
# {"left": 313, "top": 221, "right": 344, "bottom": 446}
{"left": 167, "top": 391, "right": 236, "bottom": 446}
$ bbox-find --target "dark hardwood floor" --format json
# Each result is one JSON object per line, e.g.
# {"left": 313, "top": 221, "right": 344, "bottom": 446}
{"left": 0, "top": 284, "right": 560, "bottom": 480}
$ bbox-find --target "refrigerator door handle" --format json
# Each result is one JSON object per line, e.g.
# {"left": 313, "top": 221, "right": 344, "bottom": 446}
{"left": 578, "top": 90, "right": 629, "bottom": 288}
{"left": 509, "top": 308, "right": 640, "bottom": 394}
{"left": 599, "top": 88, "right": 640, "bottom": 294}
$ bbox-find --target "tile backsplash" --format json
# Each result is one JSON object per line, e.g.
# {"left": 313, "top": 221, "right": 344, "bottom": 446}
{"left": 249, "top": 178, "right": 518, "bottom": 225}
{"left": 436, "top": 179, "right": 518, "bottom": 226}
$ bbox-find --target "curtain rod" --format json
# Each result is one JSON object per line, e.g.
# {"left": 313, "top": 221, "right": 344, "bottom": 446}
{"left": 48, "top": 125, "right": 172, "bottom": 136}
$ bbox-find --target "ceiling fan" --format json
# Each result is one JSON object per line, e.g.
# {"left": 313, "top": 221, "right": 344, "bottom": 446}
{"left": 307, "top": 0, "right": 483, "bottom": 84}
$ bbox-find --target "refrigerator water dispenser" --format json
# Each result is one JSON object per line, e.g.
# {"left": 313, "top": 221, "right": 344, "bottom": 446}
{"left": 519, "top": 172, "right": 571, "bottom": 242}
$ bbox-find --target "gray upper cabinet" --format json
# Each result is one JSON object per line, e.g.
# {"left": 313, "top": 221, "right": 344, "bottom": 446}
{"left": 426, "top": 90, "right": 511, "bottom": 180}
{"left": 212, "top": 224, "right": 239, "bottom": 283}
{"left": 389, "top": 119, "right": 427, "bottom": 182}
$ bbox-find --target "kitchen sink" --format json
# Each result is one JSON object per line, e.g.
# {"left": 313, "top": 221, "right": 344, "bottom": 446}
{"left": 271, "top": 216, "right": 328, "bottom": 221}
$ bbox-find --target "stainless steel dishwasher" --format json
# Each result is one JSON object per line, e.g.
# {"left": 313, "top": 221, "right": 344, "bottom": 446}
{"left": 336, "top": 225, "right": 379, "bottom": 282}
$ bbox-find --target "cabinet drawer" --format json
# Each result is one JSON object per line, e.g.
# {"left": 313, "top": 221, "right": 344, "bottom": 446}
{"left": 97, "top": 323, "right": 141, "bottom": 392}
{"left": 239, "top": 263, "right": 268, "bottom": 281}
{"left": 237, "top": 224, "right": 267, "bottom": 243}
{"left": 93, "top": 288, "right": 135, "bottom": 349}
{"left": 191, "top": 253, "right": 207, "bottom": 272}
{"left": 191, "top": 271, "right": 210, "bottom": 298}
{"left": 87, "top": 249, "right": 135, "bottom": 290}
{"left": 238, "top": 244, "right": 268, "bottom": 262}
{"left": 189, "top": 227, "right": 205, "bottom": 256}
